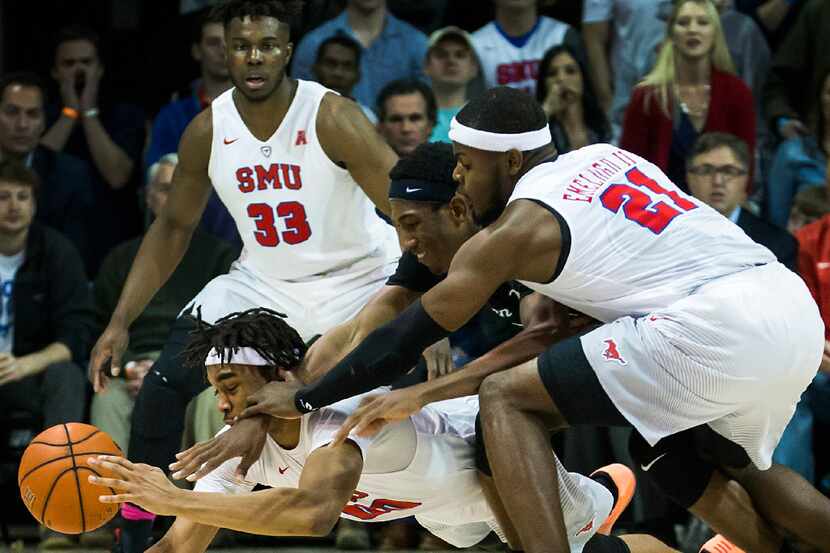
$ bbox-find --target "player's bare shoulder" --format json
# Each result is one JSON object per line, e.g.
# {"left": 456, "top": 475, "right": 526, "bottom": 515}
{"left": 316, "top": 92, "right": 378, "bottom": 164}
{"left": 177, "top": 107, "right": 215, "bottom": 172}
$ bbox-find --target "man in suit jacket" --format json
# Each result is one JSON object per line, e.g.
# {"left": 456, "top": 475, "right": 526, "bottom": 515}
{"left": 687, "top": 132, "right": 797, "bottom": 271}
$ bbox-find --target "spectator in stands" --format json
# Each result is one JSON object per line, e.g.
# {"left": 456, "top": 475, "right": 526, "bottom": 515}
{"left": 424, "top": 26, "right": 479, "bottom": 143}
{"left": 145, "top": 11, "right": 238, "bottom": 247}
{"left": 788, "top": 186, "right": 830, "bottom": 234}
{"left": 376, "top": 79, "right": 436, "bottom": 157}
{"left": 620, "top": 0, "right": 755, "bottom": 193}
{"left": 582, "top": 0, "right": 671, "bottom": 129}
{"left": 311, "top": 35, "right": 377, "bottom": 123}
{"left": 536, "top": 44, "right": 610, "bottom": 154}
{"left": 41, "top": 25, "right": 146, "bottom": 276}
{"left": 687, "top": 132, "right": 797, "bottom": 269}
{"left": 766, "top": 71, "right": 830, "bottom": 228}
{"left": 776, "top": 186, "right": 830, "bottom": 494}
{"left": 735, "top": 0, "right": 805, "bottom": 50}
{"left": 0, "top": 159, "right": 93, "bottom": 549}
{"left": 472, "top": 0, "right": 585, "bottom": 96}
{"left": 0, "top": 72, "right": 94, "bottom": 272}
{"left": 292, "top": 0, "right": 428, "bottom": 108}
{"left": 763, "top": 0, "right": 830, "bottom": 141}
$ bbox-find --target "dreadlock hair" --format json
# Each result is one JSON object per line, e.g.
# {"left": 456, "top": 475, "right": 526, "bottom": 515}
{"left": 181, "top": 307, "right": 307, "bottom": 380}
{"left": 210, "top": 0, "right": 304, "bottom": 31}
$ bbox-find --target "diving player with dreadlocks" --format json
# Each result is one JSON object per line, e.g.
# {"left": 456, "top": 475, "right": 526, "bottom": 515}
{"left": 89, "top": 307, "right": 680, "bottom": 553}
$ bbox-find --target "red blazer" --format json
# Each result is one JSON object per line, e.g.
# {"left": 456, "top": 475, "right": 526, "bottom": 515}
{"left": 620, "top": 68, "right": 756, "bottom": 177}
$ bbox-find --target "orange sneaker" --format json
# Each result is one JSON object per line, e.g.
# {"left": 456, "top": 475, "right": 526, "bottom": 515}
{"left": 699, "top": 535, "right": 746, "bottom": 553}
{"left": 590, "top": 463, "right": 636, "bottom": 535}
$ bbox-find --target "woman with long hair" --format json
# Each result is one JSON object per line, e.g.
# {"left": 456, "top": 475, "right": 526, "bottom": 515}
{"left": 620, "top": 0, "right": 755, "bottom": 193}
{"left": 766, "top": 70, "right": 830, "bottom": 228}
{"left": 536, "top": 44, "right": 610, "bottom": 153}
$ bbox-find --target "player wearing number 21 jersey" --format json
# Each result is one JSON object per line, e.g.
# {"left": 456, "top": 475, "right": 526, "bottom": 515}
{"left": 281, "top": 88, "right": 827, "bottom": 553}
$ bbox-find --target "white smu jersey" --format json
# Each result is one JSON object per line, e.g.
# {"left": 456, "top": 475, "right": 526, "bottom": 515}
{"left": 508, "top": 144, "right": 776, "bottom": 321}
{"left": 196, "top": 393, "right": 613, "bottom": 551}
{"left": 472, "top": 17, "right": 570, "bottom": 95}
{"left": 208, "top": 80, "right": 398, "bottom": 282}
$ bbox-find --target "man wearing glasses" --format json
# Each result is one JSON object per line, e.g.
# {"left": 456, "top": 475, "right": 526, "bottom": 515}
{"left": 686, "top": 132, "right": 797, "bottom": 270}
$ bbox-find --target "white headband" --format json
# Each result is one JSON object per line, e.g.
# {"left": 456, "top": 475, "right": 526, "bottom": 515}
{"left": 205, "top": 347, "right": 271, "bottom": 367}
{"left": 448, "top": 117, "right": 552, "bottom": 152}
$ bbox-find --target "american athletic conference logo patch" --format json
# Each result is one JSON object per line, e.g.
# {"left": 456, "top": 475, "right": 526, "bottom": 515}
{"left": 601, "top": 339, "right": 627, "bottom": 365}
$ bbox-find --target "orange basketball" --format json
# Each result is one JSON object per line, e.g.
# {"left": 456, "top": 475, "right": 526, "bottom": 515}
{"left": 17, "top": 423, "right": 124, "bottom": 534}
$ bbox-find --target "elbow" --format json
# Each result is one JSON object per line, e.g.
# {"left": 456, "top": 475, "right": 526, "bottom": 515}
{"left": 304, "top": 507, "right": 340, "bottom": 537}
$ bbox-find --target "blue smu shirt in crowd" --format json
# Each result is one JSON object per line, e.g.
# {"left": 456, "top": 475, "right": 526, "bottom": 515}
{"left": 291, "top": 10, "right": 428, "bottom": 108}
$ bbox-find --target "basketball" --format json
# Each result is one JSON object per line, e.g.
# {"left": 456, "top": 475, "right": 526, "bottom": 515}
{"left": 17, "top": 423, "right": 124, "bottom": 534}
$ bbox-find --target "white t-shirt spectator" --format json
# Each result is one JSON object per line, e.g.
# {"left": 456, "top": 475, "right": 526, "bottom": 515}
{"left": 472, "top": 16, "right": 574, "bottom": 96}
{"left": 0, "top": 251, "right": 24, "bottom": 353}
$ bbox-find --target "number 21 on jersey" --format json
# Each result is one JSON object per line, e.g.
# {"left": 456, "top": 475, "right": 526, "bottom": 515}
{"left": 247, "top": 201, "right": 312, "bottom": 247}
{"left": 599, "top": 167, "right": 698, "bottom": 234}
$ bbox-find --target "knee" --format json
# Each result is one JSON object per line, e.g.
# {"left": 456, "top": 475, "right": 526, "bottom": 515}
{"left": 42, "top": 361, "right": 86, "bottom": 394}
{"left": 479, "top": 371, "right": 520, "bottom": 412}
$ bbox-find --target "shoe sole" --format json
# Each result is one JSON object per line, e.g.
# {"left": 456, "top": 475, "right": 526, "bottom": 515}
{"left": 591, "top": 463, "right": 636, "bottom": 535}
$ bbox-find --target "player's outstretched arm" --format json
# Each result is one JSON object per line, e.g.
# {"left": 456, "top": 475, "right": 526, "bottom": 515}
{"left": 316, "top": 93, "right": 397, "bottom": 215}
{"left": 333, "top": 297, "right": 598, "bottom": 441}
{"left": 146, "top": 518, "right": 219, "bottom": 553}
{"left": 88, "top": 110, "right": 214, "bottom": 392}
{"left": 302, "top": 285, "right": 421, "bottom": 382}
{"left": 90, "top": 441, "right": 362, "bottom": 538}
{"left": 294, "top": 200, "right": 563, "bottom": 418}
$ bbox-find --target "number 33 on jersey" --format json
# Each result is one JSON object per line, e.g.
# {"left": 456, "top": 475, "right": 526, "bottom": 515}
{"left": 208, "top": 80, "right": 396, "bottom": 281}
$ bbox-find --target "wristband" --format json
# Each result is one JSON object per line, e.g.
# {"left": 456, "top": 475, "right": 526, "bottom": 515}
{"left": 294, "top": 300, "right": 449, "bottom": 413}
{"left": 61, "top": 107, "right": 79, "bottom": 120}
{"left": 83, "top": 107, "right": 100, "bottom": 118}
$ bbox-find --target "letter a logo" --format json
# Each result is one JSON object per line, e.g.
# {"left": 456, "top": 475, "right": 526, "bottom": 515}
{"left": 295, "top": 130, "right": 308, "bottom": 146}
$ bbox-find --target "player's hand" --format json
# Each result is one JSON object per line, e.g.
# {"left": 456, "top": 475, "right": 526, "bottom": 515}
{"left": 170, "top": 415, "right": 270, "bottom": 481}
{"left": 330, "top": 388, "right": 425, "bottom": 447}
{"left": 424, "top": 338, "right": 454, "bottom": 380}
{"left": 88, "top": 456, "right": 177, "bottom": 517}
{"left": 89, "top": 322, "right": 130, "bottom": 393}
{"left": 237, "top": 375, "right": 303, "bottom": 420}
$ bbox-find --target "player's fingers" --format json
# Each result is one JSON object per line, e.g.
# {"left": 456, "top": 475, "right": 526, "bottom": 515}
{"left": 329, "top": 420, "right": 356, "bottom": 448}
{"left": 98, "top": 493, "right": 133, "bottom": 504}
{"left": 356, "top": 419, "right": 387, "bottom": 437}
{"left": 238, "top": 403, "right": 267, "bottom": 419}
{"left": 88, "top": 474, "right": 129, "bottom": 490}
{"left": 236, "top": 453, "right": 257, "bottom": 479}
{"left": 188, "top": 455, "right": 226, "bottom": 482}
{"left": 174, "top": 438, "right": 213, "bottom": 461}
{"left": 171, "top": 450, "right": 213, "bottom": 480}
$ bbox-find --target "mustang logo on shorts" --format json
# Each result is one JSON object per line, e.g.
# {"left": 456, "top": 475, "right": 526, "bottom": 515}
{"left": 601, "top": 339, "right": 627, "bottom": 365}
{"left": 575, "top": 518, "right": 594, "bottom": 536}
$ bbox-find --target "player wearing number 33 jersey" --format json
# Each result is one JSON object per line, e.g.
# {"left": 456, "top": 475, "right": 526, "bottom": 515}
{"left": 194, "top": 79, "right": 399, "bottom": 338}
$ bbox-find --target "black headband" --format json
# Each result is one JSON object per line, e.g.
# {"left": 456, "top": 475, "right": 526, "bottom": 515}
{"left": 388, "top": 178, "right": 456, "bottom": 204}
